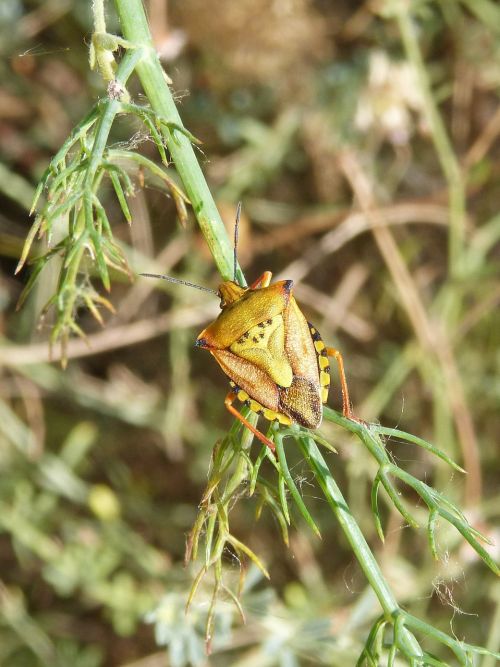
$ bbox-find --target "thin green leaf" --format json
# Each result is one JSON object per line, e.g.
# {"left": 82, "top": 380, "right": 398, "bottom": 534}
{"left": 139, "top": 110, "right": 169, "bottom": 164}
{"left": 205, "top": 577, "right": 221, "bottom": 654}
{"left": 356, "top": 649, "right": 377, "bottom": 667}
{"left": 275, "top": 434, "right": 321, "bottom": 538}
{"left": 92, "top": 194, "right": 113, "bottom": 237}
{"left": 49, "top": 104, "right": 100, "bottom": 169}
{"left": 421, "top": 651, "right": 453, "bottom": 666}
{"left": 214, "top": 498, "right": 229, "bottom": 533}
{"left": 158, "top": 118, "right": 203, "bottom": 146}
{"left": 89, "top": 230, "right": 110, "bottom": 291}
{"left": 226, "top": 534, "right": 270, "bottom": 579}
{"left": 108, "top": 149, "right": 191, "bottom": 202}
{"left": 69, "top": 320, "right": 88, "bottom": 341}
{"left": 379, "top": 467, "right": 419, "bottom": 529}
{"left": 360, "top": 615, "right": 387, "bottom": 666}
{"left": 248, "top": 444, "right": 268, "bottom": 496}
{"left": 100, "top": 239, "right": 129, "bottom": 275}
{"left": 109, "top": 170, "right": 132, "bottom": 224}
{"left": 171, "top": 188, "right": 189, "bottom": 228}
{"left": 221, "top": 584, "right": 245, "bottom": 624}
{"left": 45, "top": 192, "right": 82, "bottom": 225}
{"left": 388, "top": 642, "right": 397, "bottom": 667}
{"left": 374, "top": 426, "right": 465, "bottom": 473}
{"left": 15, "top": 260, "right": 46, "bottom": 310}
{"left": 281, "top": 423, "right": 337, "bottom": 453}
{"left": 278, "top": 472, "right": 290, "bottom": 526}
{"left": 30, "top": 168, "right": 51, "bottom": 215}
{"left": 185, "top": 565, "right": 207, "bottom": 614}
{"left": 47, "top": 160, "right": 87, "bottom": 201}
{"left": 63, "top": 232, "right": 88, "bottom": 269}
{"left": 388, "top": 464, "right": 499, "bottom": 574}
{"left": 440, "top": 506, "right": 499, "bottom": 576}
{"left": 103, "top": 162, "right": 135, "bottom": 195}
{"left": 309, "top": 430, "right": 338, "bottom": 453}
{"left": 83, "top": 293, "right": 104, "bottom": 326}
{"left": 204, "top": 512, "right": 217, "bottom": 567}
{"left": 15, "top": 216, "right": 42, "bottom": 274}
{"left": 185, "top": 511, "right": 206, "bottom": 565}
{"left": 256, "top": 482, "right": 289, "bottom": 546}
{"left": 119, "top": 102, "right": 203, "bottom": 145}
{"left": 371, "top": 474, "right": 385, "bottom": 543}
{"left": 402, "top": 613, "right": 469, "bottom": 664}
{"left": 427, "top": 510, "right": 439, "bottom": 560}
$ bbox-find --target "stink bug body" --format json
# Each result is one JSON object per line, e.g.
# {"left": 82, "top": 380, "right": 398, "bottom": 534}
{"left": 195, "top": 270, "right": 353, "bottom": 450}
{"left": 141, "top": 208, "right": 353, "bottom": 451}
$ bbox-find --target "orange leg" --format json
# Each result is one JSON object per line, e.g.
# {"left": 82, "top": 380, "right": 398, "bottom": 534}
{"left": 249, "top": 271, "right": 273, "bottom": 289}
{"left": 224, "top": 391, "right": 276, "bottom": 452}
{"left": 326, "top": 347, "right": 354, "bottom": 420}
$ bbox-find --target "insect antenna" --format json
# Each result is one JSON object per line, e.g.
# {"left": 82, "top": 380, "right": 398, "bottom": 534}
{"left": 139, "top": 273, "right": 218, "bottom": 295}
{"left": 233, "top": 201, "right": 241, "bottom": 284}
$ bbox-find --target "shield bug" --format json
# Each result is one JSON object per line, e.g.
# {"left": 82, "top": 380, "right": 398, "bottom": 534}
{"left": 141, "top": 206, "right": 353, "bottom": 451}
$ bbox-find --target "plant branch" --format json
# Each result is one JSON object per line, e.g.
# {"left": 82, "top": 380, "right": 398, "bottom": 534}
{"left": 297, "top": 434, "right": 424, "bottom": 661}
{"left": 112, "top": 0, "right": 245, "bottom": 285}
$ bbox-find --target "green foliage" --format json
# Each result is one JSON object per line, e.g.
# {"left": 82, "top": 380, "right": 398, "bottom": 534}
{"left": 15, "top": 51, "right": 195, "bottom": 363}
{"left": 2, "top": 0, "right": 500, "bottom": 665}
{"left": 183, "top": 401, "right": 498, "bottom": 664}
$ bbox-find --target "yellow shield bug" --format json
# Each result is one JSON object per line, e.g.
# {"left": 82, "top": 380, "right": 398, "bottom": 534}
{"left": 141, "top": 205, "right": 353, "bottom": 452}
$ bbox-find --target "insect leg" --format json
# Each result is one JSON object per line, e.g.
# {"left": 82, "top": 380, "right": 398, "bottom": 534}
{"left": 325, "top": 347, "right": 353, "bottom": 419}
{"left": 224, "top": 391, "right": 276, "bottom": 452}
{"left": 249, "top": 271, "right": 273, "bottom": 289}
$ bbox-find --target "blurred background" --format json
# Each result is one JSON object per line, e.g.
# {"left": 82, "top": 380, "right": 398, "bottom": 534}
{"left": 1, "top": 0, "right": 500, "bottom": 665}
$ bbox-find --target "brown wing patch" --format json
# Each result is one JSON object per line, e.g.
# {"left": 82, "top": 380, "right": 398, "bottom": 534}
{"left": 284, "top": 298, "right": 320, "bottom": 386}
{"left": 210, "top": 348, "right": 280, "bottom": 412}
{"left": 279, "top": 377, "right": 322, "bottom": 429}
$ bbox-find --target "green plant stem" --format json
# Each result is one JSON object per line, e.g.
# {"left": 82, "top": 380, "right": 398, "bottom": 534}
{"left": 103, "top": 4, "right": 493, "bottom": 662}
{"left": 112, "top": 0, "right": 245, "bottom": 286}
{"left": 93, "top": 0, "right": 107, "bottom": 33}
{"left": 394, "top": 4, "right": 466, "bottom": 280}
{"left": 481, "top": 582, "right": 500, "bottom": 667}
{"left": 223, "top": 423, "right": 255, "bottom": 500}
{"left": 298, "top": 434, "right": 424, "bottom": 661}
{"left": 85, "top": 48, "right": 142, "bottom": 184}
